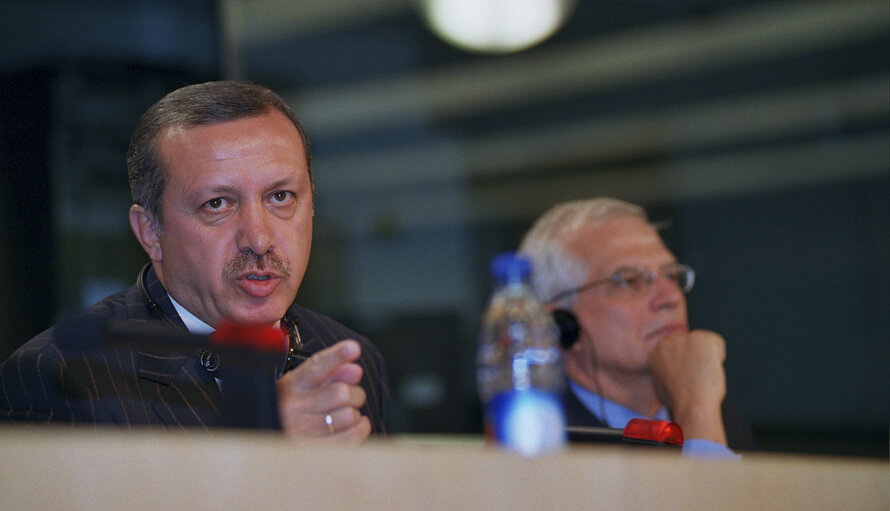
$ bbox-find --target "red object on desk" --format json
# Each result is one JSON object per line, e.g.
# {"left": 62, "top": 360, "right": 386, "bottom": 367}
{"left": 623, "top": 418, "right": 685, "bottom": 445}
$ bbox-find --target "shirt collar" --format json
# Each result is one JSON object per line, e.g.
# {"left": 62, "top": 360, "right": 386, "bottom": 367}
{"left": 168, "top": 296, "right": 215, "bottom": 335}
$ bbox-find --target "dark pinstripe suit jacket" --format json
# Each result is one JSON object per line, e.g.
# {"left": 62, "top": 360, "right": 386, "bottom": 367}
{"left": 0, "top": 265, "right": 388, "bottom": 433}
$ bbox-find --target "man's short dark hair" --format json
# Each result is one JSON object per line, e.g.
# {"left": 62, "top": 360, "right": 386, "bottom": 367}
{"left": 126, "top": 81, "right": 312, "bottom": 234}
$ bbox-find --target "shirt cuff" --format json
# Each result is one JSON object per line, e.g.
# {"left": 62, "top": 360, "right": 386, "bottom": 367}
{"left": 681, "top": 439, "right": 742, "bottom": 460}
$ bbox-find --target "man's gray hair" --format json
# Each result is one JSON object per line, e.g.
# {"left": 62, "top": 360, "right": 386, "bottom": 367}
{"left": 518, "top": 197, "right": 648, "bottom": 307}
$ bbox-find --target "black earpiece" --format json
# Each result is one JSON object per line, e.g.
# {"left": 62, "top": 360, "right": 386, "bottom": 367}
{"left": 138, "top": 264, "right": 165, "bottom": 319}
{"left": 552, "top": 309, "right": 580, "bottom": 349}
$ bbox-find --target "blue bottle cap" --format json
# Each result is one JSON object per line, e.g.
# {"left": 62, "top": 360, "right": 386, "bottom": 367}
{"left": 490, "top": 251, "right": 531, "bottom": 284}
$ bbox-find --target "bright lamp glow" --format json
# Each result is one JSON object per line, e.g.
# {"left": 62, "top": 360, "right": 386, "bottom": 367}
{"left": 419, "top": 0, "right": 576, "bottom": 54}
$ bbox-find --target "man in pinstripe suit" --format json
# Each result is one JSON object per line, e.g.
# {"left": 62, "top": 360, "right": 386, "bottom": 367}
{"left": 0, "top": 81, "right": 388, "bottom": 441}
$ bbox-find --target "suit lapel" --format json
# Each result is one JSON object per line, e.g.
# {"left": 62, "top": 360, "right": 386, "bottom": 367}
{"left": 135, "top": 265, "right": 223, "bottom": 429}
{"left": 562, "top": 384, "right": 607, "bottom": 428}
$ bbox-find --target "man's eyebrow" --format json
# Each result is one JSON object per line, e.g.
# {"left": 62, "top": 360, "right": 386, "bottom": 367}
{"left": 187, "top": 184, "right": 239, "bottom": 200}
{"left": 611, "top": 265, "right": 646, "bottom": 272}
{"left": 267, "top": 178, "right": 298, "bottom": 190}
{"left": 610, "top": 261, "right": 679, "bottom": 272}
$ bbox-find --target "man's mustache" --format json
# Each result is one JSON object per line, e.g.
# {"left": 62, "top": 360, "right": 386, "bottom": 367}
{"left": 223, "top": 250, "right": 292, "bottom": 279}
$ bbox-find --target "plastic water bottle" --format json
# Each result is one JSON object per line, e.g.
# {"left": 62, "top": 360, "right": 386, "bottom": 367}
{"left": 476, "top": 252, "right": 566, "bottom": 456}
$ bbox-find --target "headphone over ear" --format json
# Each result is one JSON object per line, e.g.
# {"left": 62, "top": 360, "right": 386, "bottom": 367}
{"left": 552, "top": 309, "right": 580, "bottom": 349}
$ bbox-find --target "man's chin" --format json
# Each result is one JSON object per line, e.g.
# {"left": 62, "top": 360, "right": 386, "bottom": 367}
{"left": 222, "top": 300, "right": 291, "bottom": 326}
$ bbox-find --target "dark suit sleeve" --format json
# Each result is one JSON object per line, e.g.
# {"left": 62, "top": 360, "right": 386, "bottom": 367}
{"left": 0, "top": 330, "right": 138, "bottom": 425}
{"left": 0, "top": 337, "right": 78, "bottom": 423}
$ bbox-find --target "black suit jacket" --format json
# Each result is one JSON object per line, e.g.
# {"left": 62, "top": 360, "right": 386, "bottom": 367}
{"left": 562, "top": 384, "right": 756, "bottom": 451}
{"left": 0, "top": 265, "right": 388, "bottom": 433}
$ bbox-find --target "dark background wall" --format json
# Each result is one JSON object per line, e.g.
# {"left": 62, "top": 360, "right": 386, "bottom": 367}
{"left": 1, "top": 0, "right": 886, "bottom": 457}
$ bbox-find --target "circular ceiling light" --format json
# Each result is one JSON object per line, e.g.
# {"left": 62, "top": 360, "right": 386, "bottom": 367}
{"left": 418, "top": 0, "right": 576, "bottom": 54}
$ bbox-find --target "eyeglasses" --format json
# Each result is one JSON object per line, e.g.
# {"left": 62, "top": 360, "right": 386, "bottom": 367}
{"left": 548, "top": 263, "right": 695, "bottom": 303}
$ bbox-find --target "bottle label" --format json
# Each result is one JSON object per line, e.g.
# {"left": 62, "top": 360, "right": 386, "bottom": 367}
{"left": 486, "top": 388, "right": 566, "bottom": 456}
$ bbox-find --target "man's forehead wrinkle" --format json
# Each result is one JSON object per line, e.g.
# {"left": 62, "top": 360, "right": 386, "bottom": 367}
{"left": 569, "top": 218, "right": 667, "bottom": 269}
{"left": 164, "top": 128, "right": 289, "bottom": 164}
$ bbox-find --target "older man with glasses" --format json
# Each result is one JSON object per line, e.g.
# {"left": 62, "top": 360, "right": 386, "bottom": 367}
{"left": 519, "top": 197, "right": 754, "bottom": 457}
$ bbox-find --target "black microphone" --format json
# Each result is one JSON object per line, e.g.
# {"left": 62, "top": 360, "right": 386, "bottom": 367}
{"left": 58, "top": 314, "right": 289, "bottom": 355}
{"left": 56, "top": 313, "right": 212, "bottom": 352}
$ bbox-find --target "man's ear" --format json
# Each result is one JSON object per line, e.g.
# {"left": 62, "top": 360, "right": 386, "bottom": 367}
{"left": 129, "top": 204, "right": 163, "bottom": 262}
